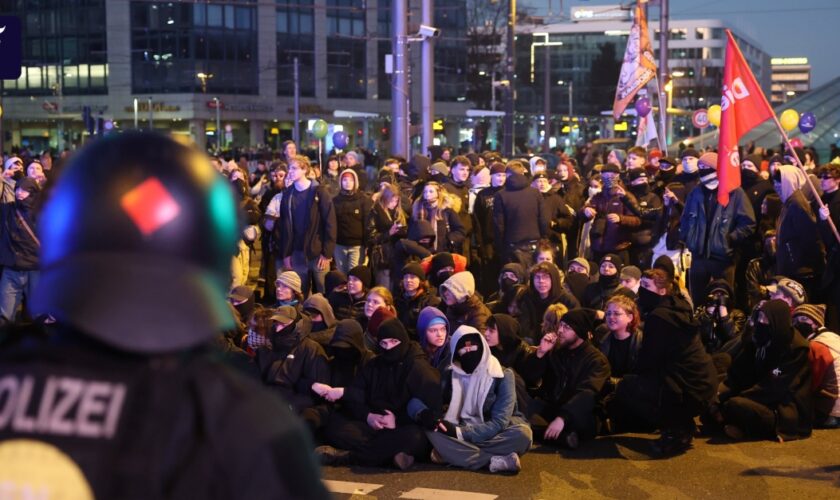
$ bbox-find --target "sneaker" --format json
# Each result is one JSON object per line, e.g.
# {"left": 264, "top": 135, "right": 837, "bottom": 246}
{"left": 430, "top": 448, "right": 446, "bottom": 465}
{"left": 393, "top": 452, "right": 415, "bottom": 470}
{"left": 315, "top": 445, "right": 350, "bottom": 466}
{"left": 489, "top": 452, "right": 521, "bottom": 474}
{"left": 650, "top": 431, "right": 693, "bottom": 457}
{"left": 724, "top": 425, "right": 745, "bottom": 441}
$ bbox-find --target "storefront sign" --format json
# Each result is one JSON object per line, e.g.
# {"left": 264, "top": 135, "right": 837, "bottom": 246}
{"left": 123, "top": 102, "right": 181, "bottom": 113}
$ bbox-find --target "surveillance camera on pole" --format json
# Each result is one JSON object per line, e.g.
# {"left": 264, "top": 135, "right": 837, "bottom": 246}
{"left": 416, "top": 24, "right": 440, "bottom": 38}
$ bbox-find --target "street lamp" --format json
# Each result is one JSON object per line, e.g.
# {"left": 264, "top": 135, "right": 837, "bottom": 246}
{"left": 196, "top": 72, "right": 214, "bottom": 94}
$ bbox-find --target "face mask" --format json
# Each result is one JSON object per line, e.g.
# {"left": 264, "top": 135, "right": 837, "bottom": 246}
{"left": 247, "top": 329, "right": 272, "bottom": 350}
{"left": 329, "top": 345, "right": 360, "bottom": 361}
{"left": 753, "top": 323, "right": 773, "bottom": 347}
{"left": 379, "top": 339, "right": 407, "bottom": 363}
{"left": 588, "top": 187, "right": 601, "bottom": 198}
{"left": 793, "top": 322, "right": 815, "bottom": 339}
{"left": 630, "top": 183, "right": 649, "bottom": 196}
{"left": 432, "top": 270, "right": 454, "bottom": 288}
{"left": 599, "top": 273, "right": 620, "bottom": 288}
{"left": 637, "top": 286, "right": 662, "bottom": 315}
{"left": 455, "top": 336, "right": 484, "bottom": 374}
{"left": 500, "top": 276, "right": 518, "bottom": 293}
{"left": 702, "top": 179, "right": 719, "bottom": 190}
{"left": 741, "top": 169, "right": 758, "bottom": 184}
{"left": 271, "top": 323, "right": 298, "bottom": 351}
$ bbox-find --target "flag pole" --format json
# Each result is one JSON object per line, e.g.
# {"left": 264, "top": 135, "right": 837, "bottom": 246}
{"left": 652, "top": 77, "right": 668, "bottom": 149}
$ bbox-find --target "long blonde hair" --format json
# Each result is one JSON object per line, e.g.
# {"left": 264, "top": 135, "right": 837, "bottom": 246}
{"left": 375, "top": 183, "right": 407, "bottom": 226}
{"left": 413, "top": 181, "right": 459, "bottom": 222}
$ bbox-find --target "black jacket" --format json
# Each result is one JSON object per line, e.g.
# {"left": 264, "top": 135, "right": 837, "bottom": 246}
{"left": 721, "top": 300, "right": 813, "bottom": 441}
{"left": 776, "top": 189, "right": 824, "bottom": 280}
{"left": 679, "top": 185, "right": 755, "bottom": 261}
{"left": 395, "top": 288, "right": 441, "bottom": 339}
{"left": 473, "top": 185, "right": 503, "bottom": 252}
{"left": 366, "top": 203, "right": 407, "bottom": 273}
{"left": 444, "top": 179, "right": 473, "bottom": 236}
{"left": 493, "top": 173, "right": 548, "bottom": 246}
{"left": 520, "top": 341, "right": 611, "bottom": 438}
{"left": 333, "top": 190, "right": 372, "bottom": 247}
{"left": 0, "top": 194, "right": 41, "bottom": 270}
{"left": 277, "top": 182, "right": 337, "bottom": 261}
{"left": 0, "top": 327, "right": 329, "bottom": 500}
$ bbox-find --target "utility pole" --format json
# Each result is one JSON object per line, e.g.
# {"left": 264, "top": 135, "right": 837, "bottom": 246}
{"left": 214, "top": 97, "right": 221, "bottom": 152}
{"left": 542, "top": 44, "right": 550, "bottom": 152}
{"left": 391, "top": 0, "right": 409, "bottom": 157}
{"left": 293, "top": 57, "right": 300, "bottom": 146}
{"left": 658, "top": 0, "right": 670, "bottom": 146}
{"left": 420, "top": 0, "right": 434, "bottom": 157}
{"left": 503, "top": 0, "right": 516, "bottom": 156}
{"left": 569, "top": 80, "right": 573, "bottom": 117}
{"left": 148, "top": 97, "right": 153, "bottom": 132}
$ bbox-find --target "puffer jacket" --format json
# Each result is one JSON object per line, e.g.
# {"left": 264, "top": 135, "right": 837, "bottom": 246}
{"left": 581, "top": 188, "right": 641, "bottom": 254}
{"left": 440, "top": 271, "right": 491, "bottom": 332}
{"left": 332, "top": 169, "right": 372, "bottom": 247}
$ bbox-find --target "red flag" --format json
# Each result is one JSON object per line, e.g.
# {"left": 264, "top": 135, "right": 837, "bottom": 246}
{"left": 612, "top": 5, "right": 657, "bottom": 120}
{"left": 716, "top": 30, "right": 774, "bottom": 206}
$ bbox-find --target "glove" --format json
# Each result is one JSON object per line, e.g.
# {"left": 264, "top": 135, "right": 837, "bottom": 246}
{"left": 437, "top": 420, "right": 458, "bottom": 438}
{"left": 417, "top": 409, "right": 437, "bottom": 430}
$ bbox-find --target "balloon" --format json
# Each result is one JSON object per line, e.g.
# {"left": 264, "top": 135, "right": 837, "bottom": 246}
{"left": 798, "top": 111, "right": 816, "bottom": 134}
{"left": 311, "top": 119, "right": 328, "bottom": 139}
{"left": 634, "top": 97, "right": 651, "bottom": 117}
{"left": 789, "top": 137, "right": 803, "bottom": 149}
{"left": 333, "top": 131, "right": 348, "bottom": 149}
{"left": 780, "top": 109, "right": 799, "bottom": 132}
{"left": 707, "top": 105, "right": 721, "bottom": 127}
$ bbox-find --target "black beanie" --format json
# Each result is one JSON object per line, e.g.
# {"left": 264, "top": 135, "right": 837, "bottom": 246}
{"left": 560, "top": 309, "right": 599, "bottom": 339}
{"left": 325, "top": 270, "right": 348, "bottom": 295}
{"left": 431, "top": 252, "right": 456, "bottom": 272}
{"left": 600, "top": 253, "right": 623, "bottom": 271}
{"left": 454, "top": 332, "right": 484, "bottom": 374}
{"left": 402, "top": 262, "right": 426, "bottom": 281}
{"left": 653, "top": 255, "right": 676, "bottom": 282}
{"left": 348, "top": 265, "right": 372, "bottom": 288}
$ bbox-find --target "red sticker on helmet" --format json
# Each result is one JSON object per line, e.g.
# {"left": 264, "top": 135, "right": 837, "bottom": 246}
{"left": 120, "top": 177, "right": 181, "bottom": 236}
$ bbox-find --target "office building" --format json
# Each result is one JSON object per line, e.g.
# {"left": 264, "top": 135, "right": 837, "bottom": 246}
{"left": 771, "top": 57, "right": 811, "bottom": 106}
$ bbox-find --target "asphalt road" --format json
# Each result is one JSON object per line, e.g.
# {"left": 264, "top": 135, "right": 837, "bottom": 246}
{"left": 320, "top": 429, "right": 840, "bottom": 499}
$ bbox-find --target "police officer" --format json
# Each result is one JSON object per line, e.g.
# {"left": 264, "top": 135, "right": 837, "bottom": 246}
{"left": 0, "top": 133, "right": 329, "bottom": 499}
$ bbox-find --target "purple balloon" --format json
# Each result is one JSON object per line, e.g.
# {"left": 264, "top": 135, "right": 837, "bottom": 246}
{"left": 634, "top": 97, "right": 652, "bottom": 117}
{"left": 333, "top": 131, "right": 348, "bottom": 149}
{"left": 799, "top": 112, "right": 816, "bottom": 134}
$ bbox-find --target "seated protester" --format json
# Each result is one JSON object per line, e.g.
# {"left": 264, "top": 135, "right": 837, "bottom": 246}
{"left": 599, "top": 295, "right": 642, "bottom": 381}
{"left": 791, "top": 304, "right": 840, "bottom": 428}
{"left": 533, "top": 239, "right": 559, "bottom": 266}
{"left": 486, "top": 262, "right": 528, "bottom": 306}
{"left": 618, "top": 266, "right": 641, "bottom": 296}
{"left": 719, "top": 299, "right": 812, "bottom": 442}
{"left": 695, "top": 280, "right": 746, "bottom": 355}
{"left": 486, "top": 313, "right": 534, "bottom": 413}
{"left": 324, "top": 269, "right": 348, "bottom": 297}
{"left": 520, "top": 306, "right": 610, "bottom": 448}
{"left": 229, "top": 285, "right": 256, "bottom": 329}
{"left": 392, "top": 220, "right": 436, "bottom": 274}
{"left": 417, "top": 306, "right": 452, "bottom": 373}
{"left": 395, "top": 262, "right": 441, "bottom": 339}
{"left": 256, "top": 306, "right": 330, "bottom": 429}
{"left": 302, "top": 293, "right": 338, "bottom": 348}
{"left": 523, "top": 262, "right": 581, "bottom": 340}
{"left": 319, "top": 319, "right": 442, "bottom": 470}
{"left": 423, "top": 251, "right": 468, "bottom": 289}
{"left": 608, "top": 269, "right": 717, "bottom": 455}
{"left": 362, "top": 286, "right": 397, "bottom": 350}
{"left": 565, "top": 257, "right": 593, "bottom": 304}
{"left": 329, "top": 265, "right": 371, "bottom": 321}
{"left": 439, "top": 271, "right": 492, "bottom": 333}
{"left": 424, "top": 326, "right": 533, "bottom": 473}
{"left": 275, "top": 271, "right": 304, "bottom": 310}
{"left": 652, "top": 254, "right": 694, "bottom": 310}
{"left": 582, "top": 254, "right": 624, "bottom": 311}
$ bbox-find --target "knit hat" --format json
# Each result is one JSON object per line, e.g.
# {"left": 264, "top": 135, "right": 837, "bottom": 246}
{"left": 742, "top": 154, "right": 763, "bottom": 170}
{"left": 601, "top": 163, "right": 621, "bottom": 175}
{"left": 659, "top": 157, "right": 678, "bottom": 169}
{"left": 348, "top": 265, "right": 372, "bottom": 288}
{"left": 276, "top": 271, "right": 302, "bottom": 294}
{"left": 430, "top": 252, "right": 456, "bottom": 273}
{"left": 368, "top": 306, "right": 397, "bottom": 337}
{"left": 560, "top": 309, "right": 599, "bottom": 339}
{"left": 620, "top": 265, "right": 641, "bottom": 281}
{"left": 680, "top": 147, "right": 699, "bottom": 159}
{"left": 568, "top": 257, "right": 591, "bottom": 275}
{"left": 402, "top": 262, "right": 426, "bottom": 281}
{"left": 608, "top": 149, "right": 627, "bottom": 166}
{"left": 698, "top": 152, "right": 718, "bottom": 172}
{"left": 792, "top": 304, "right": 826, "bottom": 327}
{"left": 430, "top": 161, "right": 450, "bottom": 177}
{"left": 653, "top": 255, "right": 676, "bottom": 282}
{"left": 628, "top": 169, "right": 648, "bottom": 182}
{"left": 325, "top": 270, "right": 348, "bottom": 295}
{"left": 345, "top": 150, "right": 362, "bottom": 164}
{"left": 490, "top": 161, "right": 507, "bottom": 175}
{"left": 770, "top": 277, "right": 807, "bottom": 306}
{"left": 600, "top": 253, "right": 623, "bottom": 270}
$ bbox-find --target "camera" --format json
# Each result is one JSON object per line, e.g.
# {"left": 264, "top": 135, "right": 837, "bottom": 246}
{"left": 417, "top": 25, "right": 441, "bottom": 38}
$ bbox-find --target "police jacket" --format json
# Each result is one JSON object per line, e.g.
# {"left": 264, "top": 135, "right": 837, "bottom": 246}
{"left": 0, "top": 326, "right": 329, "bottom": 500}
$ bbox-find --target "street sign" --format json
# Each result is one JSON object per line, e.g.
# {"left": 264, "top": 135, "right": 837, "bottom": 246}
{"left": 692, "top": 109, "right": 709, "bottom": 129}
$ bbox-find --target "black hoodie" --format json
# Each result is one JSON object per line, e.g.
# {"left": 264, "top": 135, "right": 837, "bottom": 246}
{"left": 490, "top": 313, "right": 530, "bottom": 372}
{"left": 722, "top": 299, "right": 812, "bottom": 441}
{"left": 524, "top": 263, "right": 581, "bottom": 332}
{"left": 492, "top": 173, "right": 549, "bottom": 246}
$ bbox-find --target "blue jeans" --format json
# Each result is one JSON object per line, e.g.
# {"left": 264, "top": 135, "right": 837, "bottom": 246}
{"left": 283, "top": 251, "right": 326, "bottom": 297}
{"left": 0, "top": 269, "right": 39, "bottom": 322}
{"left": 334, "top": 245, "right": 362, "bottom": 274}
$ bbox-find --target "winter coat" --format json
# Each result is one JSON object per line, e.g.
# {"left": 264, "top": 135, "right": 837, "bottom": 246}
{"left": 473, "top": 185, "right": 503, "bottom": 253}
{"left": 581, "top": 188, "right": 641, "bottom": 255}
{"left": 277, "top": 182, "right": 337, "bottom": 261}
{"left": 302, "top": 293, "right": 338, "bottom": 347}
{"left": 0, "top": 192, "right": 41, "bottom": 270}
{"left": 520, "top": 341, "right": 611, "bottom": 438}
{"left": 598, "top": 328, "right": 643, "bottom": 378}
{"left": 332, "top": 174, "right": 373, "bottom": 247}
{"left": 628, "top": 185, "right": 662, "bottom": 247}
{"left": 492, "top": 173, "right": 549, "bottom": 246}
{"left": 722, "top": 300, "right": 812, "bottom": 441}
{"left": 366, "top": 202, "right": 407, "bottom": 274}
{"left": 776, "top": 189, "right": 824, "bottom": 281}
{"left": 410, "top": 194, "right": 466, "bottom": 254}
{"left": 416, "top": 306, "right": 451, "bottom": 373}
{"left": 439, "top": 272, "right": 491, "bottom": 332}
{"left": 541, "top": 190, "right": 575, "bottom": 245}
{"left": 444, "top": 178, "right": 473, "bottom": 236}
{"left": 679, "top": 185, "right": 756, "bottom": 261}
{"left": 395, "top": 288, "right": 441, "bottom": 339}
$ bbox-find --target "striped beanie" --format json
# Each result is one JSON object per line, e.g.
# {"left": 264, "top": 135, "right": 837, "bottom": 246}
{"left": 792, "top": 304, "right": 826, "bottom": 328}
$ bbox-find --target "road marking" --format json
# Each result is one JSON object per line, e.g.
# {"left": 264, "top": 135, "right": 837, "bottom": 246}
{"left": 399, "top": 487, "right": 498, "bottom": 500}
{"left": 323, "top": 479, "right": 384, "bottom": 495}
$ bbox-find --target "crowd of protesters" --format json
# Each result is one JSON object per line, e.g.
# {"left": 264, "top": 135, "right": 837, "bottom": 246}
{"left": 3, "top": 137, "right": 840, "bottom": 474}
